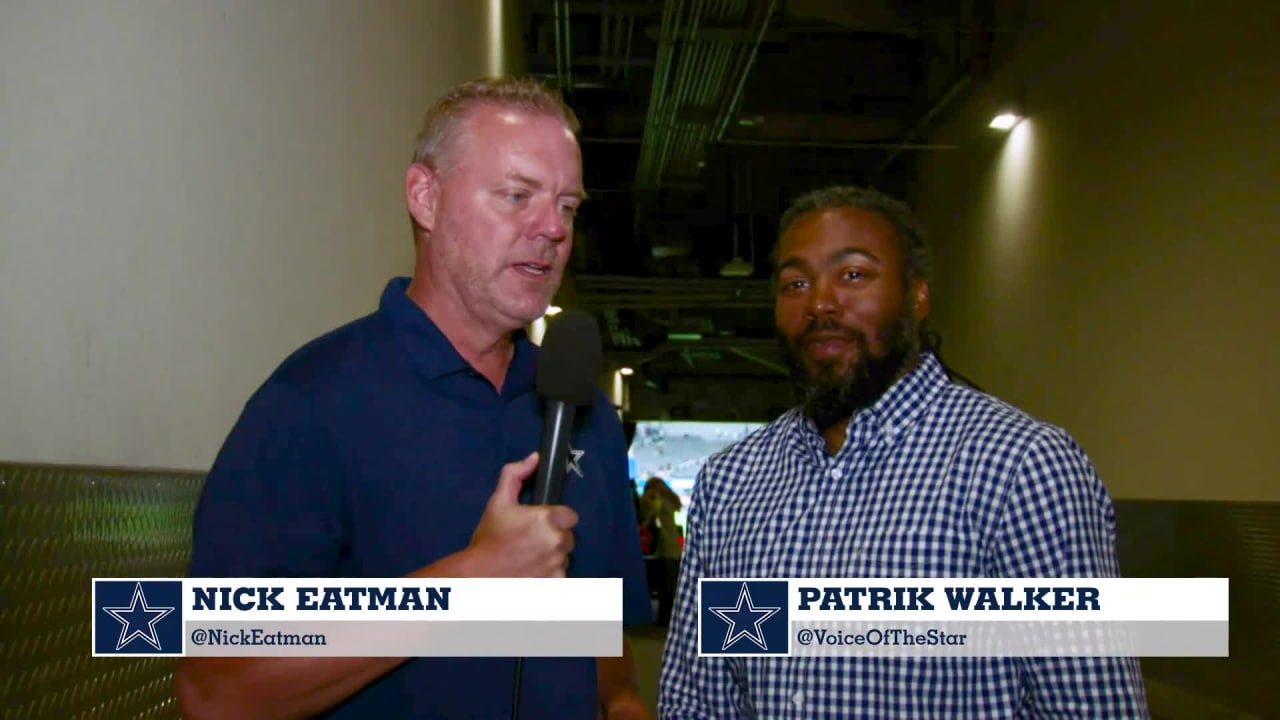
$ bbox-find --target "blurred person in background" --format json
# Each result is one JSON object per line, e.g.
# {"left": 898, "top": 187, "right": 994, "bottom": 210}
{"left": 640, "top": 477, "right": 683, "bottom": 626}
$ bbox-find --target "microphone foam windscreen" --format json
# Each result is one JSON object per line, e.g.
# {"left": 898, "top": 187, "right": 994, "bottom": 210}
{"left": 536, "top": 309, "right": 603, "bottom": 407}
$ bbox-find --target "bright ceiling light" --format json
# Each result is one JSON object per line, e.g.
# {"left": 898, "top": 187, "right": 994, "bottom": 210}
{"left": 989, "top": 113, "right": 1022, "bottom": 130}
{"left": 618, "top": 367, "right": 634, "bottom": 376}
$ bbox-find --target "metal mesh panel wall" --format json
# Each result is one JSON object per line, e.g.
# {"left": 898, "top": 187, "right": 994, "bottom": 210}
{"left": 1115, "top": 500, "right": 1280, "bottom": 717}
{"left": 1, "top": 463, "right": 202, "bottom": 719}
{"left": 0, "top": 462, "right": 1276, "bottom": 717}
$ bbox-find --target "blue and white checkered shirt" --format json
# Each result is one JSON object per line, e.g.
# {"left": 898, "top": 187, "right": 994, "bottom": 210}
{"left": 658, "top": 353, "right": 1149, "bottom": 719}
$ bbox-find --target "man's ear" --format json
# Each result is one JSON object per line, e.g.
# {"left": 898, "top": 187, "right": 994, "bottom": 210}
{"left": 912, "top": 278, "right": 931, "bottom": 326}
{"left": 405, "top": 163, "right": 439, "bottom": 235}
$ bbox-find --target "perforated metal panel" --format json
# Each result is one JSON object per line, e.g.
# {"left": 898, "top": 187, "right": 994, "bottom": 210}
{"left": 1116, "top": 500, "right": 1280, "bottom": 717}
{"left": 0, "top": 463, "right": 203, "bottom": 719}
{"left": 2, "top": 463, "right": 1277, "bottom": 717}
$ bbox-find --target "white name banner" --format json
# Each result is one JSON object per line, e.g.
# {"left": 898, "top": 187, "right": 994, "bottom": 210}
{"left": 695, "top": 578, "right": 1229, "bottom": 658}
{"left": 91, "top": 578, "right": 623, "bottom": 657}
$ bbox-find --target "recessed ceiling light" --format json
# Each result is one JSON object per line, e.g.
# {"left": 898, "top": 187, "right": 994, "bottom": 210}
{"left": 990, "top": 113, "right": 1022, "bottom": 130}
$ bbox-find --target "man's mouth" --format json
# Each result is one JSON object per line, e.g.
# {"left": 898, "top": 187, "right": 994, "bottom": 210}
{"left": 801, "top": 330, "right": 859, "bottom": 360}
{"left": 514, "top": 262, "right": 552, "bottom": 277}
{"left": 806, "top": 338, "right": 851, "bottom": 359}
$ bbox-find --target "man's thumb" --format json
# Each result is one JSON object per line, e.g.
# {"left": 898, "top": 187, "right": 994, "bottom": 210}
{"left": 493, "top": 452, "right": 539, "bottom": 505}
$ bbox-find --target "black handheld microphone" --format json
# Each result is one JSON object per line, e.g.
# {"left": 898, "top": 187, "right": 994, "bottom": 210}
{"left": 531, "top": 309, "right": 602, "bottom": 505}
{"left": 512, "top": 309, "right": 602, "bottom": 720}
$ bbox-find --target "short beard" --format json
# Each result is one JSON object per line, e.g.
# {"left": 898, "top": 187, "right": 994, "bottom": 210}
{"left": 780, "top": 312, "right": 917, "bottom": 432}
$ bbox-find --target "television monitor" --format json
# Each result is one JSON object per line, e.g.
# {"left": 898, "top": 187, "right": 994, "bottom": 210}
{"left": 628, "top": 420, "right": 767, "bottom": 532}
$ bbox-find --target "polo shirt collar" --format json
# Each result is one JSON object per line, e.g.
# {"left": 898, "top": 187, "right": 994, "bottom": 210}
{"left": 377, "top": 277, "right": 536, "bottom": 396}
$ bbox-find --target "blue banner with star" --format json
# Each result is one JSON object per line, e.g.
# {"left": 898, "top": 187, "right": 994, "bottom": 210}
{"left": 94, "top": 579, "right": 185, "bottom": 655}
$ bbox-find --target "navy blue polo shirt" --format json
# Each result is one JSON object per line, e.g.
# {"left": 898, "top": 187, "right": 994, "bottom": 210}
{"left": 190, "top": 277, "right": 652, "bottom": 719}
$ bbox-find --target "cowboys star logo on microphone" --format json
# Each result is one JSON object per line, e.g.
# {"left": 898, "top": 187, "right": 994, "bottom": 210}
{"left": 699, "top": 580, "right": 789, "bottom": 656}
{"left": 567, "top": 446, "right": 586, "bottom": 477}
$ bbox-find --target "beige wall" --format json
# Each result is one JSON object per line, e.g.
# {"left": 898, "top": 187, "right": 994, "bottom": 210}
{"left": 0, "top": 0, "right": 502, "bottom": 470}
{"left": 913, "top": 2, "right": 1279, "bottom": 501}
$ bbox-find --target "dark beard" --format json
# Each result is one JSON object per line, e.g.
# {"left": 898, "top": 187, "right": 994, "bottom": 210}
{"left": 780, "top": 313, "right": 916, "bottom": 432}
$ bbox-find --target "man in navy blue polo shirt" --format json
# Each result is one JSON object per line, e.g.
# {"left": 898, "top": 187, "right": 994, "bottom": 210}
{"left": 176, "top": 77, "right": 652, "bottom": 719}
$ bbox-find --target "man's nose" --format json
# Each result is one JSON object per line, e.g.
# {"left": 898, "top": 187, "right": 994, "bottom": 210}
{"left": 805, "top": 277, "right": 839, "bottom": 318}
{"left": 530, "top": 199, "right": 568, "bottom": 242}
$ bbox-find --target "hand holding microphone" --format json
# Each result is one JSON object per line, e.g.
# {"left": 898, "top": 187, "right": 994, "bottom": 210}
{"left": 467, "top": 452, "right": 578, "bottom": 578}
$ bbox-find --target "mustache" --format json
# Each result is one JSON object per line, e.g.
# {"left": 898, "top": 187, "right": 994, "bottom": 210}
{"left": 796, "top": 318, "right": 864, "bottom": 344}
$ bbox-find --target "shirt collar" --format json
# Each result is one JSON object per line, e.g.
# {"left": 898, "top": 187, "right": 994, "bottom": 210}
{"left": 865, "top": 351, "right": 949, "bottom": 441}
{"left": 783, "top": 352, "right": 950, "bottom": 454}
{"left": 377, "top": 277, "right": 536, "bottom": 395}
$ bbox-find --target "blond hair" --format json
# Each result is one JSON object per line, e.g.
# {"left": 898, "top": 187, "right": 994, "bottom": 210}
{"left": 411, "top": 76, "right": 580, "bottom": 173}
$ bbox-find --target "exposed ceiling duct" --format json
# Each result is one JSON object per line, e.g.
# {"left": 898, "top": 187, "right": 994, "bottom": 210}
{"left": 634, "top": 0, "right": 777, "bottom": 188}
{"left": 520, "top": 0, "right": 1029, "bottom": 393}
{"left": 573, "top": 274, "right": 772, "bottom": 310}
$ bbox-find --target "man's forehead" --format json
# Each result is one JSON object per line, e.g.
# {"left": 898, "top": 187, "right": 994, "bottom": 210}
{"left": 789, "top": 205, "right": 893, "bottom": 236}
{"left": 781, "top": 207, "right": 898, "bottom": 252}
{"left": 466, "top": 103, "right": 573, "bottom": 138}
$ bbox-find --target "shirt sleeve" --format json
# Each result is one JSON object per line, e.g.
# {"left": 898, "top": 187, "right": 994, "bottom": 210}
{"left": 657, "top": 465, "right": 744, "bottom": 719}
{"left": 188, "top": 380, "right": 347, "bottom": 579}
{"left": 990, "top": 425, "right": 1150, "bottom": 717}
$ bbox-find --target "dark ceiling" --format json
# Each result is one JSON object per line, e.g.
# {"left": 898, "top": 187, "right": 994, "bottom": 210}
{"left": 518, "top": 0, "right": 1037, "bottom": 386}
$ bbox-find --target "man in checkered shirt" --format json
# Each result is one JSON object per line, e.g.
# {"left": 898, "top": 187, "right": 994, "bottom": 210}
{"left": 657, "top": 186, "right": 1149, "bottom": 718}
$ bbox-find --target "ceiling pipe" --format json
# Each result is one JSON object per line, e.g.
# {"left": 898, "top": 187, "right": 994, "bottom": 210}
{"left": 553, "top": 0, "right": 564, "bottom": 88}
{"left": 875, "top": 72, "right": 973, "bottom": 176}
{"left": 634, "top": 0, "right": 684, "bottom": 187}
{"left": 577, "top": 284, "right": 771, "bottom": 295}
{"left": 605, "top": 340, "right": 787, "bottom": 373}
{"left": 650, "top": 0, "right": 706, "bottom": 185}
{"left": 599, "top": 5, "right": 611, "bottom": 77}
{"left": 722, "top": 138, "right": 960, "bottom": 150}
{"left": 559, "top": 0, "right": 574, "bottom": 91}
{"left": 583, "top": 137, "right": 961, "bottom": 150}
{"left": 577, "top": 289, "right": 772, "bottom": 300}
{"left": 712, "top": 0, "right": 778, "bottom": 143}
{"left": 622, "top": 12, "right": 636, "bottom": 78}
{"left": 576, "top": 300, "right": 774, "bottom": 310}
{"left": 726, "top": 347, "right": 789, "bottom": 375}
{"left": 636, "top": 0, "right": 764, "bottom": 188}
{"left": 691, "top": 0, "right": 749, "bottom": 176}
{"left": 575, "top": 273, "right": 768, "bottom": 283}
{"left": 577, "top": 287, "right": 770, "bottom": 295}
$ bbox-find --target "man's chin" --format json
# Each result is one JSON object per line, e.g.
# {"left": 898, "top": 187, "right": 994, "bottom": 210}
{"left": 804, "top": 357, "right": 854, "bottom": 385}
{"left": 492, "top": 299, "right": 553, "bottom": 333}
{"left": 504, "top": 289, "right": 557, "bottom": 318}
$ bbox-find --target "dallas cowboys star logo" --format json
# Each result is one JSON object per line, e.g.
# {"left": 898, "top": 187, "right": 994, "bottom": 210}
{"left": 567, "top": 446, "right": 585, "bottom": 478}
{"left": 708, "top": 582, "right": 781, "bottom": 651}
{"left": 102, "top": 582, "right": 175, "bottom": 652}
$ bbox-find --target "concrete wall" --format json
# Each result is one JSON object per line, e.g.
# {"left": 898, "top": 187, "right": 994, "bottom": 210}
{"left": 911, "top": 1, "right": 1279, "bottom": 500}
{"left": 1, "top": 0, "right": 500, "bottom": 470}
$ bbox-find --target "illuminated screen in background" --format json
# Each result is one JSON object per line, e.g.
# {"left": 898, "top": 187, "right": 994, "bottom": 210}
{"left": 628, "top": 421, "right": 766, "bottom": 531}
